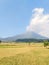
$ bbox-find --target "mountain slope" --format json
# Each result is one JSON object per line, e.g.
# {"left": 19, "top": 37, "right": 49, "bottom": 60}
{"left": 1, "top": 31, "right": 48, "bottom": 42}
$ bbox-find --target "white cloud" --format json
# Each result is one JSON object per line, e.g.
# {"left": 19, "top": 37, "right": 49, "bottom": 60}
{"left": 26, "top": 8, "right": 49, "bottom": 37}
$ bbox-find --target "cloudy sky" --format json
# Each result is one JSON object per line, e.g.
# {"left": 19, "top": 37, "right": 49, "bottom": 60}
{"left": 26, "top": 8, "right": 49, "bottom": 37}
{"left": 0, "top": 0, "right": 49, "bottom": 38}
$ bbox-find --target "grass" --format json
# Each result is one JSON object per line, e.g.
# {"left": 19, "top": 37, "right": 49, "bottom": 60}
{"left": 0, "top": 42, "right": 49, "bottom": 65}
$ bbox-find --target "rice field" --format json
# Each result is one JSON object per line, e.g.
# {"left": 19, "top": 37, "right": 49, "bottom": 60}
{"left": 0, "top": 42, "right": 49, "bottom": 65}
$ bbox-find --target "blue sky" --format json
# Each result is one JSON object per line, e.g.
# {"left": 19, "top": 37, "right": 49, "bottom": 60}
{"left": 0, "top": 0, "right": 49, "bottom": 38}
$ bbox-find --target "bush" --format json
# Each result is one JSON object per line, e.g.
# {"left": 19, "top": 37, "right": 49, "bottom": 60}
{"left": 0, "top": 40, "right": 2, "bottom": 43}
{"left": 44, "top": 40, "right": 49, "bottom": 47}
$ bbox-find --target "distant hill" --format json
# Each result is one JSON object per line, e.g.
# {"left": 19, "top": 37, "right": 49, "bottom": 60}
{"left": 1, "top": 31, "right": 49, "bottom": 42}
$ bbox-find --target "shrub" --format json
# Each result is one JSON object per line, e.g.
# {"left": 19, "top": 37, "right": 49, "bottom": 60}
{"left": 44, "top": 40, "right": 49, "bottom": 47}
{"left": 0, "top": 40, "right": 1, "bottom": 43}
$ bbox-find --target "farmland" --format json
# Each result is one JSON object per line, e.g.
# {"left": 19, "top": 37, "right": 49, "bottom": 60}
{"left": 0, "top": 42, "right": 49, "bottom": 65}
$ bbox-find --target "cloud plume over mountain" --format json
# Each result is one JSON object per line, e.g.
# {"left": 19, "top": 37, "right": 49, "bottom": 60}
{"left": 26, "top": 8, "right": 49, "bottom": 37}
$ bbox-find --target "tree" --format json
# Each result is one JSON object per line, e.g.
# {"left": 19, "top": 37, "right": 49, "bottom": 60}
{"left": 28, "top": 40, "right": 31, "bottom": 46}
{"left": 0, "top": 40, "right": 2, "bottom": 43}
{"left": 44, "top": 40, "right": 49, "bottom": 47}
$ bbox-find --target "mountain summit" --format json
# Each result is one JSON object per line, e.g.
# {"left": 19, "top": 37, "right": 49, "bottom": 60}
{"left": 1, "top": 31, "right": 48, "bottom": 42}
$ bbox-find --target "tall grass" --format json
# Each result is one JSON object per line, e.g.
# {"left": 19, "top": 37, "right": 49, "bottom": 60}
{"left": 0, "top": 43, "right": 49, "bottom": 65}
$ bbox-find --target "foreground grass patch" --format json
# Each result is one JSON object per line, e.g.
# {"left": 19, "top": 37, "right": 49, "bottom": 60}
{"left": 0, "top": 53, "right": 49, "bottom": 65}
{"left": 0, "top": 45, "right": 49, "bottom": 65}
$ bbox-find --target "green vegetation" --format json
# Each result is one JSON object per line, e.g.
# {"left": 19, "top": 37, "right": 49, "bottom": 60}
{"left": 0, "top": 40, "right": 2, "bottom": 43}
{"left": 0, "top": 43, "right": 49, "bottom": 65}
{"left": 44, "top": 40, "right": 49, "bottom": 47}
{"left": 0, "top": 42, "right": 27, "bottom": 48}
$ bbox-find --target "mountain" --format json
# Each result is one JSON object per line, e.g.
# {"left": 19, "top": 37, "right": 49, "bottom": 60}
{"left": 1, "top": 31, "right": 48, "bottom": 42}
